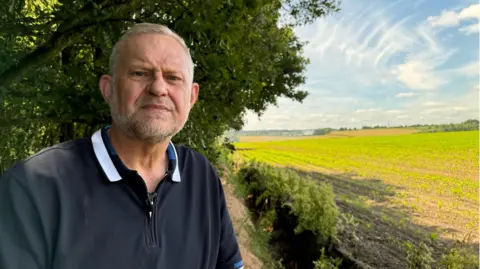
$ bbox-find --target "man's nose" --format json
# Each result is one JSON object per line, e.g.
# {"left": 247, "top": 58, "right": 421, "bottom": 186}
{"left": 148, "top": 75, "right": 168, "bottom": 96}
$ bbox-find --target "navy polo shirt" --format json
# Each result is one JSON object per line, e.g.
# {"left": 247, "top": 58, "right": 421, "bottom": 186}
{"left": 0, "top": 126, "right": 244, "bottom": 269}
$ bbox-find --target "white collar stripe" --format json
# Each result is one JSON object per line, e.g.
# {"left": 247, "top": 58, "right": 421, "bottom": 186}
{"left": 91, "top": 128, "right": 181, "bottom": 182}
{"left": 169, "top": 141, "right": 181, "bottom": 182}
{"left": 91, "top": 129, "right": 122, "bottom": 182}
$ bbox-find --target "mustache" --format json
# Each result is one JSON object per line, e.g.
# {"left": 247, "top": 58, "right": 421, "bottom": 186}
{"left": 138, "top": 99, "right": 174, "bottom": 110}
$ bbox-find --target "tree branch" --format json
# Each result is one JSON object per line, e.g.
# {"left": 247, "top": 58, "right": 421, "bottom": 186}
{"left": 0, "top": 0, "right": 138, "bottom": 91}
{"left": 0, "top": 23, "right": 41, "bottom": 37}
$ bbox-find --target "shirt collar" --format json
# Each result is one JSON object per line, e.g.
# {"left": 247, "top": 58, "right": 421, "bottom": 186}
{"left": 91, "top": 126, "right": 181, "bottom": 182}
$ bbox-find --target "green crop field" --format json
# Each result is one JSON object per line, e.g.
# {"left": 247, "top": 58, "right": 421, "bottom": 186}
{"left": 234, "top": 130, "right": 479, "bottom": 267}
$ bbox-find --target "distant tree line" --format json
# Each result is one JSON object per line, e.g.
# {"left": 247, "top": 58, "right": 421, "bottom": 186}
{"left": 414, "top": 119, "right": 479, "bottom": 133}
{"left": 311, "top": 119, "right": 479, "bottom": 136}
{"left": 227, "top": 119, "right": 479, "bottom": 139}
{"left": 313, "top": 128, "right": 333, "bottom": 135}
{"left": 231, "top": 129, "right": 310, "bottom": 137}
{"left": 361, "top": 125, "right": 387, "bottom": 129}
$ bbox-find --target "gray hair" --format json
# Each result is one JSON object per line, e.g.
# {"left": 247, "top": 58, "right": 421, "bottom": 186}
{"left": 109, "top": 23, "right": 194, "bottom": 82}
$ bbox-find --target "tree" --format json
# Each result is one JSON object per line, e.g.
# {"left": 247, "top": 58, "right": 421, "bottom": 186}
{"left": 313, "top": 128, "right": 332, "bottom": 135}
{"left": 0, "top": 0, "right": 340, "bottom": 171}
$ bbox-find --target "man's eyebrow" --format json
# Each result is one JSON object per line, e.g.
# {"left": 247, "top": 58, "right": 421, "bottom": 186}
{"left": 162, "top": 67, "right": 183, "bottom": 73}
{"left": 129, "top": 62, "right": 152, "bottom": 69}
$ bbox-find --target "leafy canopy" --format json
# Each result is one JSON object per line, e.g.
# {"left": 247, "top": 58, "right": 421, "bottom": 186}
{"left": 0, "top": 0, "right": 340, "bottom": 169}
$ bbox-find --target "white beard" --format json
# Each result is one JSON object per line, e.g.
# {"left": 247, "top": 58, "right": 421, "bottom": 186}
{"left": 108, "top": 90, "right": 183, "bottom": 144}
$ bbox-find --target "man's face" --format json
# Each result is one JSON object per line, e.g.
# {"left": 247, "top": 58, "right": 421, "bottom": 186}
{"left": 100, "top": 33, "right": 199, "bottom": 143}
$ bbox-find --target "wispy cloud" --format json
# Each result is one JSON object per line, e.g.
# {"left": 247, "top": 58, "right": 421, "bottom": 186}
{"left": 391, "top": 21, "right": 458, "bottom": 91}
{"left": 396, "top": 92, "right": 418, "bottom": 98}
{"left": 299, "top": 0, "right": 422, "bottom": 87}
{"left": 456, "top": 62, "right": 479, "bottom": 76}
{"left": 355, "top": 108, "right": 381, "bottom": 113}
{"left": 242, "top": 0, "right": 479, "bottom": 130}
{"left": 302, "top": 0, "right": 462, "bottom": 92}
{"left": 386, "top": 110, "right": 404, "bottom": 114}
{"left": 459, "top": 22, "right": 479, "bottom": 34}
{"left": 422, "top": 101, "right": 445, "bottom": 107}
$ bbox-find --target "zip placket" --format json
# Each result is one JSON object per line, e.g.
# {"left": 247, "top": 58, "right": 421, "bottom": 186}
{"left": 146, "top": 192, "right": 157, "bottom": 246}
{"left": 147, "top": 192, "right": 157, "bottom": 218}
{"left": 145, "top": 172, "right": 168, "bottom": 247}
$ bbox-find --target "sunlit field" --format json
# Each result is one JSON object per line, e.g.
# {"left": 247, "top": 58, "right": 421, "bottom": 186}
{"left": 235, "top": 130, "right": 479, "bottom": 247}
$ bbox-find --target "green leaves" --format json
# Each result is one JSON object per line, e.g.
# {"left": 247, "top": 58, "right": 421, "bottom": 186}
{"left": 0, "top": 0, "right": 340, "bottom": 168}
{"left": 281, "top": 0, "right": 341, "bottom": 26}
{"left": 238, "top": 161, "right": 339, "bottom": 241}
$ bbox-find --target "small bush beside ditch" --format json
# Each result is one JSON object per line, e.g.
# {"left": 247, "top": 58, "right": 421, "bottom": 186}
{"left": 314, "top": 248, "right": 343, "bottom": 269}
{"left": 405, "top": 241, "right": 434, "bottom": 269}
{"left": 440, "top": 247, "right": 479, "bottom": 269}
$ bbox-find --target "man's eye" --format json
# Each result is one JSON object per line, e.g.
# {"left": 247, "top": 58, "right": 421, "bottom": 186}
{"left": 166, "top": 75, "right": 180, "bottom": 81}
{"left": 133, "top": 71, "right": 148, "bottom": 77}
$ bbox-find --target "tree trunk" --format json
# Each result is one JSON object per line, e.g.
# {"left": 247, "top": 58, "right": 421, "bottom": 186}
{"left": 59, "top": 122, "right": 74, "bottom": 143}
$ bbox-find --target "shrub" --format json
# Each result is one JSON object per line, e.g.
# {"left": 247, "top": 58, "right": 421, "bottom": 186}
{"left": 238, "top": 161, "right": 339, "bottom": 242}
{"left": 238, "top": 161, "right": 339, "bottom": 269}
{"left": 405, "top": 241, "right": 434, "bottom": 269}
{"left": 440, "top": 247, "right": 479, "bottom": 269}
{"left": 313, "top": 248, "right": 342, "bottom": 269}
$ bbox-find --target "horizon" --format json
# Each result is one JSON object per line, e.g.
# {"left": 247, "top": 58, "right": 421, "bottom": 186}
{"left": 241, "top": 0, "right": 479, "bottom": 131}
{"left": 234, "top": 117, "right": 477, "bottom": 132}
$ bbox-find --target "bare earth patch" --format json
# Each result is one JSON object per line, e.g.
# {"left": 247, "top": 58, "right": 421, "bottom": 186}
{"left": 266, "top": 161, "right": 479, "bottom": 246}
{"left": 293, "top": 169, "right": 479, "bottom": 268}
{"left": 221, "top": 178, "right": 264, "bottom": 269}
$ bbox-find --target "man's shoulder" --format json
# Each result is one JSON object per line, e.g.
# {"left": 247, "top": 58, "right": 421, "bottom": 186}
{"left": 24, "top": 138, "right": 91, "bottom": 163}
{"left": 2, "top": 138, "right": 92, "bottom": 179}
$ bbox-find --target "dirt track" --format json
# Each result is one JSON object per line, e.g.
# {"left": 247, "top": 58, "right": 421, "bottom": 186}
{"left": 222, "top": 178, "right": 264, "bottom": 269}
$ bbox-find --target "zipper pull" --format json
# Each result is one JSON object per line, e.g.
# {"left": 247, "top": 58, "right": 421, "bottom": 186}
{"left": 147, "top": 193, "right": 157, "bottom": 218}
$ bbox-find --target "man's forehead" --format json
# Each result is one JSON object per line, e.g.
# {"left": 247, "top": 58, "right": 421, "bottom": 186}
{"left": 119, "top": 34, "right": 189, "bottom": 67}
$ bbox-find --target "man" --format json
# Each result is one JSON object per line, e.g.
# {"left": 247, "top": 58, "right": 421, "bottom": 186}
{"left": 0, "top": 23, "right": 244, "bottom": 269}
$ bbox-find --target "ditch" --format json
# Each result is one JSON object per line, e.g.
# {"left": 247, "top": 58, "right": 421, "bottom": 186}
{"left": 244, "top": 197, "right": 364, "bottom": 269}
{"left": 239, "top": 164, "right": 366, "bottom": 269}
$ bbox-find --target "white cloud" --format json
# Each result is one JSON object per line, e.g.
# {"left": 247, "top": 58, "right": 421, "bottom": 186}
{"left": 355, "top": 108, "right": 381, "bottom": 113}
{"left": 242, "top": 94, "right": 371, "bottom": 130}
{"left": 422, "top": 101, "right": 445, "bottom": 107}
{"left": 427, "top": 4, "right": 480, "bottom": 35}
{"left": 386, "top": 110, "right": 404, "bottom": 114}
{"left": 391, "top": 21, "right": 458, "bottom": 91}
{"left": 394, "top": 60, "right": 447, "bottom": 90}
{"left": 457, "top": 62, "right": 479, "bottom": 76}
{"left": 427, "top": 11, "right": 460, "bottom": 27}
{"left": 296, "top": 0, "right": 424, "bottom": 88}
{"left": 396, "top": 92, "right": 417, "bottom": 98}
{"left": 241, "top": 1, "right": 479, "bottom": 130}
{"left": 452, "top": 106, "right": 468, "bottom": 111}
{"left": 459, "top": 4, "right": 480, "bottom": 20}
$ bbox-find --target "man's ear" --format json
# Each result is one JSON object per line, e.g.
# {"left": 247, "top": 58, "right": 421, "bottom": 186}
{"left": 99, "top": 74, "right": 113, "bottom": 103}
{"left": 189, "top": 82, "right": 199, "bottom": 109}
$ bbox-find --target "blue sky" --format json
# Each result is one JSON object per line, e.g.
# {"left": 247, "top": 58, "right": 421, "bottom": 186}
{"left": 242, "top": 0, "right": 479, "bottom": 130}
